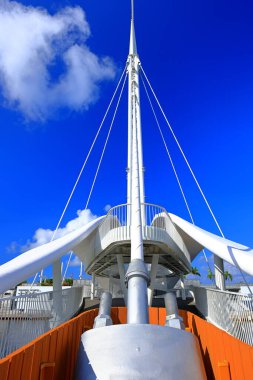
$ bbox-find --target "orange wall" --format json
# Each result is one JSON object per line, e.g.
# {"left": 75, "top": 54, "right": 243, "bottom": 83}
{"left": 0, "top": 307, "right": 252, "bottom": 380}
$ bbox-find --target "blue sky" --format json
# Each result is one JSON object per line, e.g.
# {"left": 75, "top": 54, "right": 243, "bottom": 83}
{"left": 0, "top": 0, "right": 253, "bottom": 284}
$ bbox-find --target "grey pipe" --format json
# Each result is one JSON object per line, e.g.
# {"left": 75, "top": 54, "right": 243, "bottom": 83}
{"left": 93, "top": 292, "right": 113, "bottom": 328}
{"left": 99, "top": 291, "right": 112, "bottom": 316}
{"left": 164, "top": 292, "right": 179, "bottom": 317}
{"left": 164, "top": 292, "right": 184, "bottom": 330}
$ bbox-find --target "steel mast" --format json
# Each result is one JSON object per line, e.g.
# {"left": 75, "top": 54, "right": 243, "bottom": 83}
{"left": 127, "top": 0, "right": 145, "bottom": 217}
{"left": 126, "top": 0, "right": 149, "bottom": 324}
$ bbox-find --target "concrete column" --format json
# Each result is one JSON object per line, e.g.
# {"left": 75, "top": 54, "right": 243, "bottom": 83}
{"left": 53, "top": 259, "right": 63, "bottom": 322}
{"left": 180, "top": 275, "right": 186, "bottom": 300}
{"left": 148, "top": 255, "right": 159, "bottom": 306}
{"left": 117, "top": 255, "right": 128, "bottom": 305}
{"left": 214, "top": 255, "right": 225, "bottom": 290}
{"left": 79, "top": 262, "right": 83, "bottom": 280}
{"left": 91, "top": 273, "right": 95, "bottom": 300}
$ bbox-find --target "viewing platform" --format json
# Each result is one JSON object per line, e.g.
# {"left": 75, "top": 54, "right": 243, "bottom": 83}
{"left": 81, "top": 203, "right": 193, "bottom": 277}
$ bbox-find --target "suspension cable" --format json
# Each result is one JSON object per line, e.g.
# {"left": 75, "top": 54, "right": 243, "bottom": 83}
{"left": 85, "top": 73, "right": 128, "bottom": 210}
{"left": 61, "top": 74, "right": 127, "bottom": 281}
{"left": 140, "top": 73, "right": 214, "bottom": 277}
{"left": 29, "top": 66, "right": 127, "bottom": 290}
{"left": 62, "top": 251, "right": 73, "bottom": 285}
{"left": 140, "top": 65, "right": 224, "bottom": 237}
{"left": 141, "top": 65, "right": 252, "bottom": 293}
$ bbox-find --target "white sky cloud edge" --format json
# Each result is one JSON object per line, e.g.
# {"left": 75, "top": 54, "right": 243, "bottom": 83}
{"left": 0, "top": 0, "right": 116, "bottom": 121}
{"left": 22, "top": 208, "right": 97, "bottom": 251}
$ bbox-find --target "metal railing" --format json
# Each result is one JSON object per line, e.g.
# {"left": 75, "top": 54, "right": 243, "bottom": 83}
{"left": 95, "top": 203, "right": 190, "bottom": 263}
{"left": 98, "top": 204, "right": 131, "bottom": 247}
{"left": 193, "top": 286, "right": 253, "bottom": 345}
{"left": 0, "top": 286, "right": 83, "bottom": 358}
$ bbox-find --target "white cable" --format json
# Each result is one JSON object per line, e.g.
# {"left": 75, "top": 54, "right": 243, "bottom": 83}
{"left": 85, "top": 73, "right": 128, "bottom": 210}
{"left": 141, "top": 74, "right": 214, "bottom": 278}
{"left": 141, "top": 66, "right": 252, "bottom": 294}
{"left": 140, "top": 65, "right": 224, "bottom": 237}
{"left": 62, "top": 252, "right": 73, "bottom": 285}
{"left": 29, "top": 66, "right": 127, "bottom": 290}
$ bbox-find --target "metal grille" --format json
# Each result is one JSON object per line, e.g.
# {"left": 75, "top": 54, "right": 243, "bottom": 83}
{"left": 193, "top": 286, "right": 253, "bottom": 345}
{"left": 0, "top": 287, "right": 83, "bottom": 358}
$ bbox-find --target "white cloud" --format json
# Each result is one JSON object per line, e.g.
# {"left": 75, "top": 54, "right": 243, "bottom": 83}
{"left": 69, "top": 255, "right": 81, "bottom": 267}
{"left": 104, "top": 204, "right": 111, "bottom": 212}
{"left": 6, "top": 241, "right": 19, "bottom": 254}
{"left": 0, "top": 1, "right": 116, "bottom": 121}
{"left": 23, "top": 208, "right": 97, "bottom": 250}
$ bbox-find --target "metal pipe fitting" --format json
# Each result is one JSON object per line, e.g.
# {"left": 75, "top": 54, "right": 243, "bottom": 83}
{"left": 125, "top": 259, "right": 150, "bottom": 324}
{"left": 164, "top": 292, "right": 179, "bottom": 316}
{"left": 93, "top": 291, "right": 113, "bottom": 328}
{"left": 164, "top": 292, "right": 185, "bottom": 330}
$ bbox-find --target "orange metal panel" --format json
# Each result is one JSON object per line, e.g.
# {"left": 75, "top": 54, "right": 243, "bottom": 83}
{"left": 158, "top": 307, "right": 166, "bottom": 326}
{"left": 67, "top": 321, "right": 76, "bottom": 380}
{"left": 8, "top": 353, "right": 25, "bottom": 380}
{"left": 117, "top": 307, "right": 127, "bottom": 324}
{"left": 1, "top": 307, "right": 253, "bottom": 380}
{"left": 111, "top": 307, "right": 119, "bottom": 324}
{"left": 228, "top": 334, "right": 245, "bottom": 380}
{"left": 204, "top": 317, "right": 217, "bottom": 379}
{"left": 0, "top": 359, "right": 9, "bottom": 380}
{"left": 20, "top": 345, "right": 34, "bottom": 380}
{"left": 218, "top": 360, "right": 231, "bottom": 380}
{"left": 187, "top": 312, "right": 194, "bottom": 332}
{"left": 62, "top": 324, "right": 70, "bottom": 379}
{"left": 222, "top": 332, "right": 236, "bottom": 380}
{"left": 239, "top": 342, "right": 253, "bottom": 379}
{"left": 204, "top": 322, "right": 224, "bottom": 379}
{"left": 190, "top": 315, "right": 214, "bottom": 380}
{"left": 179, "top": 310, "right": 188, "bottom": 327}
{"left": 39, "top": 362, "right": 55, "bottom": 380}
{"left": 54, "top": 328, "right": 65, "bottom": 380}
{"left": 87, "top": 310, "right": 95, "bottom": 328}
{"left": 30, "top": 340, "right": 44, "bottom": 380}
{"left": 41, "top": 334, "right": 50, "bottom": 363}
{"left": 48, "top": 330, "right": 58, "bottom": 364}
{"left": 149, "top": 307, "right": 159, "bottom": 324}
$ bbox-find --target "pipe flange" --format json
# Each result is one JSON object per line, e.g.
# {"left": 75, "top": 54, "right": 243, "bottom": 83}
{"left": 125, "top": 259, "right": 150, "bottom": 286}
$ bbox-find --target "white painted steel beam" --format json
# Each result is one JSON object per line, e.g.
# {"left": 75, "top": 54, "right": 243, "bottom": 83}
{"left": 170, "top": 213, "right": 253, "bottom": 276}
{"left": 0, "top": 216, "right": 104, "bottom": 294}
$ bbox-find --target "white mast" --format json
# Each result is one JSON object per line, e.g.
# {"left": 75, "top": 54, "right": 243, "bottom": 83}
{"left": 127, "top": 0, "right": 145, "bottom": 223}
{"left": 126, "top": 0, "right": 149, "bottom": 324}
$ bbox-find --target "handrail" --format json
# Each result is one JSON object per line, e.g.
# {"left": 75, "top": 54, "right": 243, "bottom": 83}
{"left": 0, "top": 286, "right": 84, "bottom": 358}
{"left": 197, "top": 285, "right": 252, "bottom": 297}
{"left": 193, "top": 286, "right": 253, "bottom": 345}
{"left": 93, "top": 203, "right": 191, "bottom": 265}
